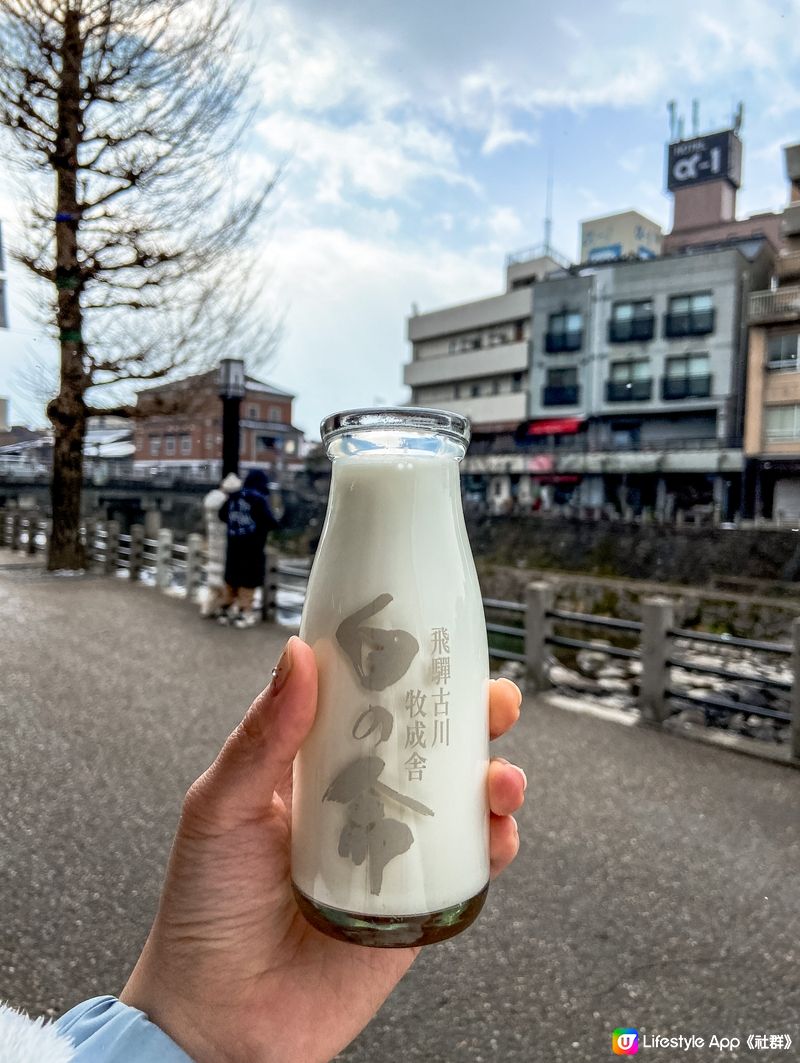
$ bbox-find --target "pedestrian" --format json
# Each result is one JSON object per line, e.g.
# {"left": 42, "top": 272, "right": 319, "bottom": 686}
{"left": 0, "top": 639, "right": 526, "bottom": 1062}
{"left": 217, "top": 468, "right": 278, "bottom": 627}
{"left": 199, "top": 472, "right": 241, "bottom": 618}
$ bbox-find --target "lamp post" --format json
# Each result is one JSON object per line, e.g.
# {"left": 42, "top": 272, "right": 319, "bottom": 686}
{"left": 217, "top": 357, "right": 246, "bottom": 478}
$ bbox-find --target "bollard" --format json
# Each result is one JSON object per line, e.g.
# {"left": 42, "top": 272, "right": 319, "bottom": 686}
{"left": 82, "top": 517, "right": 96, "bottom": 568}
{"left": 639, "top": 597, "right": 675, "bottom": 726}
{"left": 261, "top": 550, "right": 278, "bottom": 623}
{"left": 25, "top": 516, "right": 37, "bottom": 555}
{"left": 185, "top": 533, "right": 202, "bottom": 601}
{"left": 105, "top": 520, "right": 120, "bottom": 575}
{"left": 791, "top": 617, "right": 800, "bottom": 763}
{"left": 129, "top": 524, "right": 144, "bottom": 582}
{"left": 524, "top": 581, "right": 554, "bottom": 693}
{"left": 156, "top": 528, "right": 173, "bottom": 590}
{"left": 11, "top": 512, "right": 23, "bottom": 551}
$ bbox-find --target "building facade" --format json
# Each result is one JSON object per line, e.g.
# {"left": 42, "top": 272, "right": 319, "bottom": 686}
{"left": 513, "top": 242, "right": 773, "bottom": 517}
{"left": 744, "top": 143, "right": 800, "bottom": 519}
{"left": 404, "top": 250, "right": 567, "bottom": 461}
{"left": 132, "top": 370, "right": 303, "bottom": 480}
{"left": 580, "top": 210, "right": 662, "bottom": 263}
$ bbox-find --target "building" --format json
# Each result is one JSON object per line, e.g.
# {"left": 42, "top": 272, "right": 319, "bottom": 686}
{"left": 580, "top": 210, "right": 662, "bottom": 263}
{"left": 132, "top": 369, "right": 303, "bottom": 481}
{"left": 404, "top": 248, "right": 569, "bottom": 461}
{"left": 744, "top": 143, "right": 800, "bottom": 519}
{"left": 662, "top": 124, "right": 782, "bottom": 255}
{"left": 515, "top": 240, "right": 773, "bottom": 517}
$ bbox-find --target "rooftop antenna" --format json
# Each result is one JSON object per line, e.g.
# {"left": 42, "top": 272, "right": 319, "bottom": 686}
{"left": 543, "top": 142, "right": 554, "bottom": 256}
{"left": 691, "top": 99, "right": 699, "bottom": 136}
{"left": 733, "top": 100, "right": 744, "bottom": 133}
{"left": 667, "top": 100, "right": 677, "bottom": 141}
{"left": 677, "top": 115, "right": 685, "bottom": 141}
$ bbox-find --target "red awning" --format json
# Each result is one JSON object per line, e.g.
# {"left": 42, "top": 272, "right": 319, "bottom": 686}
{"left": 526, "top": 417, "right": 584, "bottom": 436}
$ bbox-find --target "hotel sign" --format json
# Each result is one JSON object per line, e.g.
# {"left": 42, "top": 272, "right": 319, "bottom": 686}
{"left": 667, "top": 130, "right": 742, "bottom": 191}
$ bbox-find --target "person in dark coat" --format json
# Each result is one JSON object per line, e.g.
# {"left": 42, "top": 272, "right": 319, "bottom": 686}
{"left": 218, "top": 469, "right": 278, "bottom": 627}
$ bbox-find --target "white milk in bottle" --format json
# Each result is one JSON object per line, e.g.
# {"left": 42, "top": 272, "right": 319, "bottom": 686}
{"left": 291, "top": 408, "right": 490, "bottom": 947}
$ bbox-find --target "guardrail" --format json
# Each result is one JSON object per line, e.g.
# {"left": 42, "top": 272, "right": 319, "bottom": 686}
{"left": 2, "top": 513, "right": 796, "bottom": 763}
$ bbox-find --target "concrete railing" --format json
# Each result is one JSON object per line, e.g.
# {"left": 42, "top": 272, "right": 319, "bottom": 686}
{"left": 1, "top": 511, "right": 796, "bottom": 763}
{"left": 492, "top": 582, "right": 798, "bottom": 765}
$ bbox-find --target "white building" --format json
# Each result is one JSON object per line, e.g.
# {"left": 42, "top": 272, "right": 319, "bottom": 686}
{"left": 404, "top": 249, "right": 568, "bottom": 444}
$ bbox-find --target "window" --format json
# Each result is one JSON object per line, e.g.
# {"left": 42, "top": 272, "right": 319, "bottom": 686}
{"left": 180, "top": 434, "right": 192, "bottom": 455}
{"left": 765, "top": 405, "right": 800, "bottom": 441}
{"left": 767, "top": 333, "right": 800, "bottom": 370}
{"left": 511, "top": 372, "right": 524, "bottom": 392}
{"left": 547, "top": 367, "right": 578, "bottom": 388}
{"left": 205, "top": 434, "right": 213, "bottom": 450}
{"left": 164, "top": 435, "right": 176, "bottom": 455}
{"left": 607, "top": 360, "right": 652, "bottom": 402}
{"left": 611, "top": 360, "right": 650, "bottom": 382}
{"left": 269, "top": 405, "right": 282, "bottom": 421}
{"left": 666, "top": 354, "right": 709, "bottom": 378}
{"left": 149, "top": 435, "right": 161, "bottom": 456}
{"left": 543, "top": 366, "right": 579, "bottom": 406}
{"left": 662, "top": 354, "right": 712, "bottom": 400}
{"left": 609, "top": 300, "right": 654, "bottom": 342}
{"left": 543, "top": 310, "right": 582, "bottom": 352}
{"left": 545, "top": 311, "right": 583, "bottom": 352}
{"left": 248, "top": 404, "right": 259, "bottom": 419}
{"left": 469, "top": 383, "right": 480, "bottom": 397}
{"left": 665, "top": 292, "right": 715, "bottom": 337}
{"left": 258, "top": 435, "right": 277, "bottom": 451}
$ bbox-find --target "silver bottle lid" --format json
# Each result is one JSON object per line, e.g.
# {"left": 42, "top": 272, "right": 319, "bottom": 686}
{"left": 321, "top": 406, "right": 471, "bottom": 446}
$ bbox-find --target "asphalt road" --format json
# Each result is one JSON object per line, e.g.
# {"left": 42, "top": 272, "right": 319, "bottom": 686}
{"left": 0, "top": 553, "right": 798, "bottom": 1063}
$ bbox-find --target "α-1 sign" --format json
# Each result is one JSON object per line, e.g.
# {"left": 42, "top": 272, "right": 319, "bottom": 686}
{"left": 666, "top": 130, "right": 741, "bottom": 191}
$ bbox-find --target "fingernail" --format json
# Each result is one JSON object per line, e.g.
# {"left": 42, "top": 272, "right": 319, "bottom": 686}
{"left": 498, "top": 677, "right": 523, "bottom": 710}
{"left": 270, "top": 638, "right": 294, "bottom": 696}
{"left": 515, "top": 766, "right": 528, "bottom": 792}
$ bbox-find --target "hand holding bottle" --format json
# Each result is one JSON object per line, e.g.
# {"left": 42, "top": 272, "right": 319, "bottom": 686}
{"left": 121, "top": 636, "right": 526, "bottom": 1063}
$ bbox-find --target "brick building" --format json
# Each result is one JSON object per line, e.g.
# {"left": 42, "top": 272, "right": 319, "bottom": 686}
{"left": 132, "top": 369, "right": 303, "bottom": 480}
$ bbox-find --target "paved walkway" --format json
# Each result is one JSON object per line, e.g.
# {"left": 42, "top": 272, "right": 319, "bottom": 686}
{"left": 0, "top": 552, "right": 798, "bottom": 1062}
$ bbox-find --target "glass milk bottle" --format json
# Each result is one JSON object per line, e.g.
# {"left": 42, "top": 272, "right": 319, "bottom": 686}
{"left": 292, "top": 408, "right": 490, "bottom": 947}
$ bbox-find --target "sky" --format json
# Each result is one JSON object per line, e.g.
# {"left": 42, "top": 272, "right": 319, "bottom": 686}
{"left": 2, "top": 0, "right": 800, "bottom": 438}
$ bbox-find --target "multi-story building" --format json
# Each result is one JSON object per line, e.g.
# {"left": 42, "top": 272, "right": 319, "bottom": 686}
{"left": 744, "top": 143, "right": 800, "bottom": 519}
{"left": 518, "top": 241, "right": 773, "bottom": 517}
{"left": 132, "top": 369, "right": 303, "bottom": 480}
{"left": 404, "top": 249, "right": 568, "bottom": 462}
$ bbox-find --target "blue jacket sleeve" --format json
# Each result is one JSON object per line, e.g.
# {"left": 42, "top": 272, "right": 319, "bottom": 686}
{"left": 55, "top": 996, "right": 195, "bottom": 1062}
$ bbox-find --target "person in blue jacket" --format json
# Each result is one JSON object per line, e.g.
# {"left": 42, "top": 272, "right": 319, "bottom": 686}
{"left": 13, "top": 639, "right": 526, "bottom": 1062}
{"left": 217, "top": 468, "right": 278, "bottom": 627}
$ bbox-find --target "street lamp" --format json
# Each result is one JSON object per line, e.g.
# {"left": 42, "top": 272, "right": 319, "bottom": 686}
{"left": 217, "top": 357, "right": 246, "bottom": 478}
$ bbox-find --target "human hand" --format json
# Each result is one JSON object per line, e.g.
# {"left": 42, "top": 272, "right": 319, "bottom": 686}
{"left": 121, "top": 636, "right": 526, "bottom": 1063}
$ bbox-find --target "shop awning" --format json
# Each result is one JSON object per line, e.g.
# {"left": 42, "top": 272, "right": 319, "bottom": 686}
{"left": 525, "top": 417, "right": 584, "bottom": 437}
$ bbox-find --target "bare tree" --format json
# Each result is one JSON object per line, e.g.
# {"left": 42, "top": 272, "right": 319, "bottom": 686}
{"left": 0, "top": 0, "right": 276, "bottom": 569}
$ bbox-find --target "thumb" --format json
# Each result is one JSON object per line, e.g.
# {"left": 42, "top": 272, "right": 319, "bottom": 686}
{"left": 186, "top": 636, "right": 318, "bottom": 827}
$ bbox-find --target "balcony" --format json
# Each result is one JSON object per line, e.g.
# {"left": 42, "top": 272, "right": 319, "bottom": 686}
{"left": 605, "top": 379, "right": 653, "bottom": 402}
{"left": 664, "top": 310, "right": 715, "bottom": 338}
{"left": 661, "top": 375, "right": 713, "bottom": 400}
{"left": 542, "top": 385, "right": 580, "bottom": 406}
{"left": 749, "top": 287, "right": 800, "bottom": 323}
{"left": 545, "top": 330, "right": 582, "bottom": 353}
{"left": 608, "top": 317, "right": 655, "bottom": 343}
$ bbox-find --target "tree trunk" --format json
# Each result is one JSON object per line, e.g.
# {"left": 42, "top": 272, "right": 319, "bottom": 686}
{"left": 47, "top": 8, "right": 87, "bottom": 571}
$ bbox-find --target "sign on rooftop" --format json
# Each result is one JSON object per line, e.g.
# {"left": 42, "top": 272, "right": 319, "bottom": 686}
{"left": 667, "top": 129, "right": 742, "bottom": 192}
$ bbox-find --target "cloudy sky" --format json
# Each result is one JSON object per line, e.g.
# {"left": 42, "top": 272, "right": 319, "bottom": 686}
{"left": 2, "top": 0, "right": 800, "bottom": 437}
